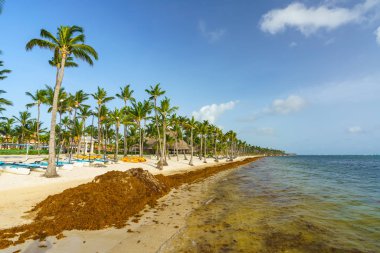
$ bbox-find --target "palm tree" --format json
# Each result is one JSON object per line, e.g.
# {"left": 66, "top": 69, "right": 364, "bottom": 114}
{"left": 0, "top": 117, "right": 15, "bottom": 147}
{"left": 70, "top": 119, "right": 84, "bottom": 155}
{"left": 145, "top": 84, "right": 165, "bottom": 169}
{"left": 109, "top": 108, "right": 123, "bottom": 162}
{"left": 212, "top": 125, "right": 222, "bottom": 162}
{"left": 44, "top": 85, "right": 67, "bottom": 120}
{"left": 29, "top": 120, "right": 46, "bottom": 147}
{"left": 169, "top": 114, "right": 181, "bottom": 161}
{"left": 158, "top": 97, "right": 178, "bottom": 166}
{"left": 0, "top": 90, "right": 12, "bottom": 114}
{"left": 26, "top": 89, "right": 47, "bottom": 153}
{"left": 68, "top": 90, "right": 88, "bottom": 160}
{"left": 177, "top": 116, "right": 188, "bottom": 160}
{"left": 201, "top": 120, "right": 209, "bottom": 163}
{"left": 13, "top": 111, "right": 32, "bottom": 144}
{"left": 77, "top": 105, "right": 91, "bottom": 155}
{"left": 116, "top": 84, "right": 134, "bottom": 157}
{"left": 185, "top": 116, "right": 197, "bottom": 166}
{"left": 129, "top": 101, "right": 147, "bottom": 157}
{"left": 26, "top": 25, "right": 98, "bottom": 177}
{"left": 91, "top": 87, "right": 114, "bottom": 154}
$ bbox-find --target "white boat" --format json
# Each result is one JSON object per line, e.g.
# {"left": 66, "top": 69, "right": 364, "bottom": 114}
{"left": 0, "top": 166, "right": 31, "bottom": 175}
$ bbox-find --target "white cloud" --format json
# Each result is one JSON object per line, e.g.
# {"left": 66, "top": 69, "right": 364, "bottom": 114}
{"left": 348, "top": 126, "right": 364, "bottom": 134}
{"left": 375, "top": 26, "right": 380, "bottom": 44}
{"left": 192, "top": 101, "right": 238, "bottom": 123}
{"left": 289, "top": 41, "right": 298, "bottom": 47}
{"left": 241, "top": 95, "right": 307, "bottom": 122}
{"left": 198, "top": 20, "right": 226, "bottom": 43}
{"left": 265, "top": 95, "right": 307, "bottom": 115}
{"left": 260, "top": 0, "right": 380, "bottom": 36}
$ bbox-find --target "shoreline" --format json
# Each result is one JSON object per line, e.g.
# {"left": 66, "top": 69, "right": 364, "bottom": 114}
{"left": 0, "top": 156, "right": 261, "bottom": 252}
{"left": 0, "top": 155, "right": 258, "bottom": 229}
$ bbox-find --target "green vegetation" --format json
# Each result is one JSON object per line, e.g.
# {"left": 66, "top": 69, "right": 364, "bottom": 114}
{"left": 0, "top": 149, "right": 48, "bottom": 155}
{"left": 0, "top": 23, "right": 286, "bottom": 177}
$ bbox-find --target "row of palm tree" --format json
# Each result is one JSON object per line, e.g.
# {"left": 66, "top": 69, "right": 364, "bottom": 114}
{"left": 0, "top": 24, "right": 285, "bottom": 178}
{"left": 0, "top": 83, "right": 285, "bottom": 157}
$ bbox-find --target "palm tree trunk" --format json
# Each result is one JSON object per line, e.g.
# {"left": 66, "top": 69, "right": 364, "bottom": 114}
{"left": 163, "top": 120, "right": 168, "bottom": 166}
{"left": 123, "top": 124, "right": 127, "bottom": 156}
{"left": 46, "top": 59, "right": 66, "bottom": 177}
{"left": 154, "top": 99, "right": 163, "bottom": 169}
{"left": 142, "top": 120, "right": 145, "bottom": 156}
{"left": 182, "top": 134, "right": 188, "bottom": 160}
{"left": 139, "top": 121, "right": 142, "bottom": 157}
{"left": 175, "top": 135, "right": 179, "bottom": 161}
{"left": 97, "top": 107, "right": 101, "bottom": 154}
{"left": 114, "top": 123, "right": 119, "bottom": 162}
{"left": 37, "top": 103, "right": 40, "bottom": 154}
{"left": 189, "top": 129, "right": 194, "bottom": 166}
{"left": 77, "top": 118, "right": 86, "bottom": 156}
{"left": 123, "top": 100, "right": 128, "bottom": 157}
{"left": 214, "top": 135, "right": 218, "bottom": 162}
{"left": 203, "top": 135, "right": 207, "bottom": 163}
{"left": 199, "top": 134, "right": 203, "bottom": 160}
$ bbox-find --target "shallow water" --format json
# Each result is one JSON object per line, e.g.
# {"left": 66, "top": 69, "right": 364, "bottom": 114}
{"left": 162, "top": 156, "right": 380, "bottom": 253}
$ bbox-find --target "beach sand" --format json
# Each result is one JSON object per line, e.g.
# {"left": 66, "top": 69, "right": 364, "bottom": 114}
{"left": 0, "top": 155, "right": 257, "bottom": 252}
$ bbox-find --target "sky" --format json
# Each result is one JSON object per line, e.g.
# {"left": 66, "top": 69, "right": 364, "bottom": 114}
{"left": 0, "top": 0, "right": 380, "bottom": 155}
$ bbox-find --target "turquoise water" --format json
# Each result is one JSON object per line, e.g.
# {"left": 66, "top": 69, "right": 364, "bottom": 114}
{"left": 163, "top": 156, "right": 380, "bottom": 252}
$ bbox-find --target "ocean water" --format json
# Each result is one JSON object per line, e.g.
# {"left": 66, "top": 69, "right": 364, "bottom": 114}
{"left": 162, "top": 156, "right": 380, "bottom": 253}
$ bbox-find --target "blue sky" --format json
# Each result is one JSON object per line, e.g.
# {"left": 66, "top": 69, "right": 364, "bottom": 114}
{"left": 1, "top": 0, "right": 380, "bottom": 155}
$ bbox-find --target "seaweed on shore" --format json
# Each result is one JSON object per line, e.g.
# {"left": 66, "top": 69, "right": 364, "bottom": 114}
{"left": 0, "top": 157, "right": 259, "bottom": 249}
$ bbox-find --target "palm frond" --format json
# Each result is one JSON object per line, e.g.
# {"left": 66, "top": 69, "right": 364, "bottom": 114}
{"left": 25, "top": 39, "right": 56, "bottom": 51}
{"left": 71, "top": 48, "right": 94, "bottom": 65}
{"left": 71, "top": 44, "right": 98, "bottom": 60}
{"left": 40, "top": 29, "right": 60, "bottom": 45}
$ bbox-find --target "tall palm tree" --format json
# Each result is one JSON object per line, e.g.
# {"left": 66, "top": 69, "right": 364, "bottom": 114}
{"left": 177, "top": 116, "right": 188, "bottom": 160}
{"left": 158, "top": 97, "right": 178, "bottom": 166}
{"left": 129, "top": 101, "right": 147, "bottom": 157}
{"left": 91, "top": 87, "right": 114, "bottom": 154}
{"left": 169, "top": 114, "right": 181, "bottom": 161}
{"left": 26, "top": 25, "right": 98, "bottom": 177}
{"left": 68, "top": 90, "right": 88, "bottom": 159}
{"left": 185, "top": 116, "right": 197, "bottom": 166}
{"left": 212, "top": 125, "right": 222, "bottom": 162}
{"left": 201, "top": 120, "right": 209, "bottom": 163}
{"left": 13, "top": 111, "right": 32, "bottom": 144}
{"left": 109, "top": 108, "right": 123, "bottom": 162}
{"left": 70, "top": 119, "right": 84, "bottom": 155}
{"left": 26, "top": 89, "right": 47, "bottom": 153}
{"left": 145, "top": 84, "right": 165, "bottom": 169}
{"left": 77, "top": 105, "right": 91, "bottom": 155}
{"left": 116, "top": 84, "right": 134, "bottom": 157}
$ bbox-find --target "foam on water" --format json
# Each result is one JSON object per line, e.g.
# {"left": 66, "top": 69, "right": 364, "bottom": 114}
{"left": 162, "top": 156, "right": 380, "bottom": 253}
